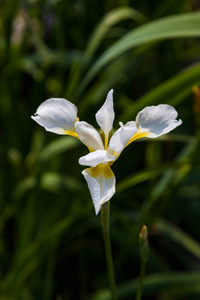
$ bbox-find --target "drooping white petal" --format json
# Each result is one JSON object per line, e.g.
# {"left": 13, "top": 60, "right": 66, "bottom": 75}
{"left": 75, "top": 121, "right": 104, "bottom": 150}
{"left": 79, "top": 150, "right": 116, "bottom": 167}
{"left": 95, "top": 89, "right": 115, "bottom": 137}
{"left": 108, "top": 121, "right": 137, "bottom": 155}
{"left": 31, "top": 98, "right": 78, "bottom": 134}
{"left": 82, "top": 165, "right": 116, "bottom": 215}
{"left": 135, "top": 104, "right": 182, "bottom": 138}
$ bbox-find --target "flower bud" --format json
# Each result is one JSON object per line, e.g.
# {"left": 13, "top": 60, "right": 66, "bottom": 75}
{"left": 139, "top": 225, "right": 149, "bottom": 262}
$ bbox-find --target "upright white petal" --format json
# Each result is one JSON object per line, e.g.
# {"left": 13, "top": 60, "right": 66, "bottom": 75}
{"left": 79, "top": 150, "right": 116, "bottom": 167}
{"left": 108, "top": 121, "right": 137, "bottom": 155}
{"left": 135, "top": 104, "right": 182, "bottom": 138}
{"left": 82, "top": 165, "right": 116, "bottom": 215}
{"left": 31, "top": 98, "right": 78, "bottom": 134}
{"left": 75, "top": 121, "right": 104, "bottom": 150}
{"left": 95, "top": 89, "right": 115, "bottom": 137}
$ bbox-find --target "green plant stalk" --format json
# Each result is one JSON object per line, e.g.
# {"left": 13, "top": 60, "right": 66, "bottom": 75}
{"left": 101, "top": 202, "right": 117, "bottom": 300}
{"left": 136, "top": 261, "right": 146, "bottom": 300}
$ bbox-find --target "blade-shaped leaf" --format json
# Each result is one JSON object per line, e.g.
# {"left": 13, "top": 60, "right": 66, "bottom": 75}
{"left": 120, "top": 63, "right": 200, "bottom": 122}
{"left": 78, "top": 12, "right": 200, "bottom": 95}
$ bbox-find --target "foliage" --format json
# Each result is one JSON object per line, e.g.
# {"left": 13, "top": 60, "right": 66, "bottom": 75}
{"left": 0, "top": 0, "right": 200, "bottom": 299}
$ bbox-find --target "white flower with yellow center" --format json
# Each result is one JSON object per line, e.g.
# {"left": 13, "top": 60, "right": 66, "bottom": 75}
{"left": 31, "top": 90, "right": 182, "bottom": 214}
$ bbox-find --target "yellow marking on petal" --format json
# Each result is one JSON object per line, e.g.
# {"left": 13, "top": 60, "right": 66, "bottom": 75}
{"left": 99, "top": 130, "right": 109, "bottom": 150}
{"left": 65, "top": 130, "right": 79, "bottom": 139}
{"left": 87, "top": 147, "right": 94, "bottom": 152}
{"left": 89, "top": 164, "right": 113, "bottom": 179}
{"left": 66, "top": 125, "right": 95, "bottom": 152}
{"left": 65, "top": 130, "right": 95, "bottom": 152}
{"left": 103, "top": 164, "right": 113, "bottom": 178}
{"left": 126, "top": 131, "right": 149, "bottom": 146}
{"left": 104, "top": 135, "right": 108, "bottom": 150}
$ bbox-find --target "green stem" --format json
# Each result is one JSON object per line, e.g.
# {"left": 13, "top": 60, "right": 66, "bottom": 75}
{"left": 101, "top": 202, "right": 117, "bottom": 300}
{"left": 136, "top": 261, "right": 146, "bottom": 300}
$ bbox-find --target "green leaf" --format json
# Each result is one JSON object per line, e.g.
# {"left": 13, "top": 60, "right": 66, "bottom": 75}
{"left": 37, "top": 136, "right": 80, "bottom": 164}
{"left": 84, "top": 6, "right": 145, "bottom": 61}
{"left": 154, "top": 219, "right": 200, "bottom": 260}
{"left": 40, "top": 172, "right": 85, "bottom": 193}
{"left": 92, "top": 271, "right": 200, "bottom": 300}
{"left": 78, "top": 12, "right": 200, "bottom": 95}
{"left": 117, "top": 161, "right": 184, "bottom": 194}
{"left": 120, "top": 63, "right": 200, "bottom": 122}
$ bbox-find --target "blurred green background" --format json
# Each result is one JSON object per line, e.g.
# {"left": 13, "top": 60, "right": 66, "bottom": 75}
{"left": 1, "top": 0, "right": 200, "bottom": 299}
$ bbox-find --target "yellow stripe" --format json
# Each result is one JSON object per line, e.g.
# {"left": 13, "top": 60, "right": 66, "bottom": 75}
{"left": 104, "top": 135, "right": 108, "bottom": 150}
{"left": 126, "top": 131, "right": 149, "bottom": 146}
{"left": 65, "top": 130, "right": 79, "bottom": 139}
{"left": 65, "top": 130, "right": 94, "bottom": 152}
{"left": 65, "top": 118, "right": 80, "bottom": 138}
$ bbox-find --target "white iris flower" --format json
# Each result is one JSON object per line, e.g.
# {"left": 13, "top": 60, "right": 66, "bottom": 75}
{"left": 31, "top": 89, "right": 182, "bottom": 214}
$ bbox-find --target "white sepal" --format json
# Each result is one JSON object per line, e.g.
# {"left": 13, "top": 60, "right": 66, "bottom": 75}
{"left": 75, "top": 121, "right": 104, "bottom": 150}
{"left": 82, "top": 166, "right": 116, "bottom": 215}
{"left": 136, "top": 104, "right": 182, "bottom": 138}
{"left": 79, "top": 150, "right": 116, "bottom": 167}
{"left": 95, "top": 89, "right": 115, "bottom": 137}
{"left": 108, "top": 121, "right": 137, "bottom": 154}
{"left": 31, "top": 98, "right": 78, "bottom": 134}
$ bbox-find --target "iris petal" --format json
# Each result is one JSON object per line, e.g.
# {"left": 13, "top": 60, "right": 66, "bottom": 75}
{"left": 82, "top": 165, "right": 116, "bottom": 215}
{"left": 135, "top": 104, "right": 182, "bottom": 138}
{"left": 108, "top": 121, "right": 137, "bottom": 155}
{"left": 79, "top": 150, "right": 116, "bottom": 167}
{"left": 31, "top": 98, "right": 78, "bottom": 135}
{"left": 95, "top": 89, "right": 115, "bottom": 138}
{"left": 75, "top": 121, "right": 104, "bottom": 151}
